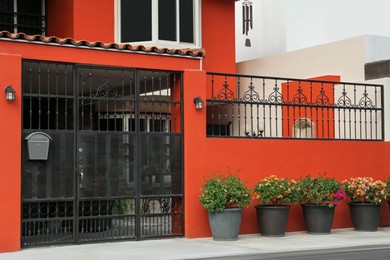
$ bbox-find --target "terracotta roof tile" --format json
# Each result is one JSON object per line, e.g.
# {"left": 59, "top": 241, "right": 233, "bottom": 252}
{"left": 0, "top": 31, "right": 205, "bottom": 58}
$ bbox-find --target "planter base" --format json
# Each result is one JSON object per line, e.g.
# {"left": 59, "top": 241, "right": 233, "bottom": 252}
{"left": 255, "top": 205, "right": 290, "bottom": 237}
{"left": 302, "top": 204, "right": 335, "bottom": 234}
{"left": 348, "top": 202, "right": 381, "bottom": 232}
{"left": 208, "top": 208, "right": 243, "bottom": 241}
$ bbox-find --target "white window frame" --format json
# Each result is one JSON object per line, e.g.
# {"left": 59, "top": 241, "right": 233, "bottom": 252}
{"left": 115, "top": 0, "right": 201, "bottom": 48}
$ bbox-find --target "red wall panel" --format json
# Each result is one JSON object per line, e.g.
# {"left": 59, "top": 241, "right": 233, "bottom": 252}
{"left": 47, "top": 0, "right": 74, "bottom": 38}
{"left": 184, "top": 136, "right": 390, "bottom": 238}
{"left": 0, "top": 54, "right": 22, "bottom": 252}
{"left": 184, "top": 69, "right": 390, "bottom": 237}
{"left": 201, "top": 0, "right": 236, "bottom": 73}
{"left": 73, "top": 0, "right": 115, "bottom": 42}
{"left": 47, "top": 0, "right": 114, "bottom": 42}
{"left": 0, "top": 42, "right": 200, "bottom": 252}
{"left": 46, "top": 0, "right": 237, "bottom": 73}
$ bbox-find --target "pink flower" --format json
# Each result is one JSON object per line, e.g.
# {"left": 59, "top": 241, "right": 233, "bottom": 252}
{"left": 336, "top": 189, "right": 345, "bottom": 200}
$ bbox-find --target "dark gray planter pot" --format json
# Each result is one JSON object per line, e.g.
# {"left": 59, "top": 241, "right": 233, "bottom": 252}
{"left": 255, "top": 205, "right": 290, "bottom": 237}
{"left": 208, "top": 208, "right": 243, "bottom": 240}
{"left": 348, "top": 202, "right": 382, "bottom": 231}
{"left": 301, "top": 204, "right": 335, "bottom": 234}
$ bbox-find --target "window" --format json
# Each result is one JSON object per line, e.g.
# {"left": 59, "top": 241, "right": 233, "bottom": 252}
{"left": 117, "top": 0, "right": 200, "bottom": 47}
{"left": 0, "top": 0, "right": 46, "bottom": 35}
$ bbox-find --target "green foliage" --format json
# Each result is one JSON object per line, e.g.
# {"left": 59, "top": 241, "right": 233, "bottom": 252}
{"left": 113, "top": 199, "right": 134, "bottom": 214}
{"left": 386, "top": 179, "right": 390, "bottom": 198}
{"left": 253, "top": 175, "right": 300, "bottom": 206}
{"left": 342, "top": 177, "right": 386, "bottom": 204}
{"left": 199, "top": 169, "right": 251, "bottom": 213}
{"left": 297, "top": 174, "right": 345, "bottom": 208}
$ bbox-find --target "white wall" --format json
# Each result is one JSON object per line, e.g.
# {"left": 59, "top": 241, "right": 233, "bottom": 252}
{"left": 365, "top": 35, "right": 390, "bottom": 63}
{"left": 236, "top": 0, "right": 390, "bottom": 62}
{"left": 235, "top": 0, "right": 286, "bottom": 62}
{"left": 236, "top": 36, "right": 366, "bottom": 82}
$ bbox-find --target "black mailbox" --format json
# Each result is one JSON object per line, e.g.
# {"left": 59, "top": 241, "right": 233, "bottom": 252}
{"left": 25, "top": 132, "right": 52, "bottom": 160}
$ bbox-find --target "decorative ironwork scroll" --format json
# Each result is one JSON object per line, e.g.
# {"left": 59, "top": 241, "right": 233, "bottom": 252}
{"left": 336, "top": 91, "right": 352, "bottom": 107}
{"left": 315, "top": 89, "right": 331, "bottom": 106}
{"left": 215, "top": 80, "right": 235, "bottom": 100}
{"left": 268, "top": 83, "right": 283, "bottom": 103}
{"left": 359, "top": 91, "right": 374, "bottom": 108}
{"left": 242, "top": 81, "right": 260, "bottom": 102}
{"left": 292, "top": 86, "right": 308, "bottom": 104}
{"left": 92, "top": 79, "right": 120, "bottom": 98}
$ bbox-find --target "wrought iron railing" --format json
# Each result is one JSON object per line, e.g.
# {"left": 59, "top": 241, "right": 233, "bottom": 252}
{"left": 206, "top": 73, "right": 384, "bottom": 140}
{"left": 0, "top": 11, "right": 46, "bottom": 35}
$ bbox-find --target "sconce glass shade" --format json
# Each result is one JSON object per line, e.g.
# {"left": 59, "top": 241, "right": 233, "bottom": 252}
{"left": 5, "top": 86, "right": 15, "bottom": 101}
{"left": 193, "top": 97, "right": 204, "bottom": 110}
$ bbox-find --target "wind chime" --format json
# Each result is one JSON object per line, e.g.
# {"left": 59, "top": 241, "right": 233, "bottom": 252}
{"left": 242, "top": 0, "right": 253, "bottom": 47}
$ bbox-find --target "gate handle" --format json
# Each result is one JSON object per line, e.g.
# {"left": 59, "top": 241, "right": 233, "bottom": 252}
{"left": 79, "top": 170, "right": 84, "bottom": 189}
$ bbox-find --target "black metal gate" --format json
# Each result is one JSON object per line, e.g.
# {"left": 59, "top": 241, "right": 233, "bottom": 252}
{"left": 21, "top": 61, "right": 184, "bottom": 247}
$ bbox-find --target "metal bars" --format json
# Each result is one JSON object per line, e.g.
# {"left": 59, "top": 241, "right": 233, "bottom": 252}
{"left": 0, "top": 0, "right": 46, "bottom": 35}
{"left": 206, "top": 72, "right": 384, "bottom": 140}
{"left": 22, "top": 60, "right": 184, "bottom": 247}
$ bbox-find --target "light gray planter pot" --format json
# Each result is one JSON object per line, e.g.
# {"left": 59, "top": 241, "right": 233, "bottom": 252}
{"left": 208, "top": 208, "right": 243, "bottom": 241}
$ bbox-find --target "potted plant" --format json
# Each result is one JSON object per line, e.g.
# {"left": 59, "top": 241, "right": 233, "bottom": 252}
{"left": 297, "top": 174, "right": 345, "bottom": 234}
{"left": 253, "top": 175, "right": 299, "bottom": 236}
{"left": 342, "top": 177, "right": 386, "bottom": 231}
{"left": 200, "top": 168, "right": 251, "bottom": 240}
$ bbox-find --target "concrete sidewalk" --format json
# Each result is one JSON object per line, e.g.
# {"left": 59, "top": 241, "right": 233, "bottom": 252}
{"left": 2, "top": 228, "right": 390, "bottom": 260}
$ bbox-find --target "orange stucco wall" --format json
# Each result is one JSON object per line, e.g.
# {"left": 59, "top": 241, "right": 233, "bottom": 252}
{"left": 184, "top": 137, "right": 390, "bottom": 238}
{"left": 202, "top": 0, "right": 237, "bottom": 73}
{"left": 73, "top": 0, "right": 115, "bottom": 42}
{"left": 183, "top": 71, "right": 390, "bottom": 238}
{"left": 46, "top": 0, "right": 237, "bottom": 73}
{"left": 0, "top": 40, "right": 200, "bottom": 252}
{"left": 0, "top": 54, "right": 22, "bottom": 252}
{"left": 47, "top": 0, "right": 114, "bottom": 42}
{"left": 3, "top": 0, "right": 389, "bottom": 251}
{"left": 46, "top": 0, "right": 74, "bottom": 38}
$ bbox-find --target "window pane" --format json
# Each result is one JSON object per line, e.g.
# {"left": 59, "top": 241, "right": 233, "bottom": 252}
{"left": 180, "top": 0, "right": 194, "bottom": 43}
{"left": 159, "top": 0, "right": 176, "bottom": 41}
{"left": 121, "top": 0, "right": 152, "bottom": 42}
{"left": 18, "top": 0, "right": 42, "bottom": 14}
{"left": 17, "top": 0, "right": 44, "bottom": 35}
{"left": 0, "top": 0, "right": 14, "bottom": 32}
{"left": 140, "top": 134, "right": 183, "bottom": 195}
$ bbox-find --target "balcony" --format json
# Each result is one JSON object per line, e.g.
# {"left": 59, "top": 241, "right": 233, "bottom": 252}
{"left": 206, "top": 72, "right": 384, "bottom": 141}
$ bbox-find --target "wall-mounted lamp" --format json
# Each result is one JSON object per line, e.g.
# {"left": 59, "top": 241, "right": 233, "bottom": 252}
{"left": 193, "top": 97, "right": 204, "bottom": 110}
{"left": 5, "top": 86, "right": 15, "bottom": 101}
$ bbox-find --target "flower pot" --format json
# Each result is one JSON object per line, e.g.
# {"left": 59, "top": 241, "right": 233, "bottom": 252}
{"left": 255, "top": 205, "right": 290, "bottom": 237}
{"left": 348, "top": 202, "right": 382, "bottom": 231}
{"left": 301, "top": 204, "right": 335, "bottom": 234}
{"left": 208, "top": 208, "right": 243, "bottom": 240}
